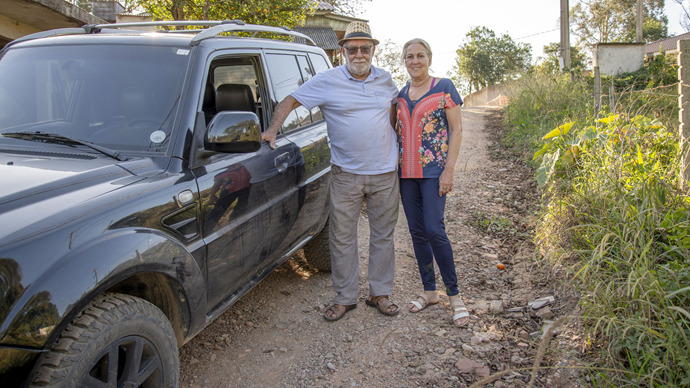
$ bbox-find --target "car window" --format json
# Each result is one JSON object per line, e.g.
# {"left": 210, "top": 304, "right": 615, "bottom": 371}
{"left": 201, "top": 56, "right": 264, "bottom": 128}
{"left": 308, "top": 53, "right": 331, "bottom": 75}
{"left": 0, "top": 45, "right": 189, "bottom": 153}
{"left": 296, "top": 56, "right": 323, "bottom": 122}
{"left": 265, "top": 53, "right": 311, "bottom": 132}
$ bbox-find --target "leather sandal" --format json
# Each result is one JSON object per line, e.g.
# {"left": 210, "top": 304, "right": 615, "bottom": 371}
{"left": 365, "top": 295, "right": 400, "bottom": 316}
{"left": 324, "top": 304, "right": 356, "bottom": 321}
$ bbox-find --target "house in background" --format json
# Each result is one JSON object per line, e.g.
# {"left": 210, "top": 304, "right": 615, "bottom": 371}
{"left": 91, "top": 0, "right": 151, "bottom": 24}
{"left": 645, "top": 31, "right": 690, "bottom": 60}
{"left": 0, "top": 0, "right": 104, "bottom": 47}
{"left": 0, "top": 0, "right": 153, "bottom": 48}
{"left": 296, "top": 1, "right": 365, "bottom": 65}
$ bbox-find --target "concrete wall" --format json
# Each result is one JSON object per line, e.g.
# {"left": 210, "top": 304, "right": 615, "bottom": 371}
{"left": 91, "top": 1, "right": 124, "bottom": 23}
{"left": 1, "top": 0, "right": 105, "bottom": 47}
{"left": 463, "top": 82, "right": 511, "bottom": 107}
{"left": 594, "top": 43, "right": 645, "bottom": 76}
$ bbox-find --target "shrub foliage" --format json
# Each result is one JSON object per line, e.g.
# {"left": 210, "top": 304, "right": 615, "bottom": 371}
{"left": 506, "top": 56, "right": 690, "bottom": 386}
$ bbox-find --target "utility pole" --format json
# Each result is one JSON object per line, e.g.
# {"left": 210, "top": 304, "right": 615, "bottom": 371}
{"left": 560, "top": 0, "right": 571, "bottom": 70}
{"left": 636, "top": 0, "right": 644, "bottom": 42}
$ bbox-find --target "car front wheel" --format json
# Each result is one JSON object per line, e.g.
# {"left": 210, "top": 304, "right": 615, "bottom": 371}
{"left": 31, "top": 293, "right": 179, "bottom": 388}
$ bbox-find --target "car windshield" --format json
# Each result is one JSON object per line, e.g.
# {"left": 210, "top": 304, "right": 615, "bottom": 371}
{"left": 0, "top": 43, "right": 190, "bottom": 153}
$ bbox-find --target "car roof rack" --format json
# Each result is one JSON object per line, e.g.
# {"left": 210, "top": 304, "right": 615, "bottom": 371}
{"left": 3, "top": 20, "right": 315, "bottom": 50}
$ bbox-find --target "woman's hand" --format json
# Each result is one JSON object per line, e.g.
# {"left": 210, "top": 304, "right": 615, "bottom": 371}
{"left": 439, "top": 168, "right": 454, "bottom": 196}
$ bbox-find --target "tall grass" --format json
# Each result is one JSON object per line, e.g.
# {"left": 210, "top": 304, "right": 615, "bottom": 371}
{"left": 505, "top": 58, "right": 690, "bottom": 386}
{"left": 503, "top": 70, "right": 594, "bottom": 161}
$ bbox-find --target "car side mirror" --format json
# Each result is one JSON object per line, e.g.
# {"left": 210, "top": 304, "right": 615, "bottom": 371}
{"left": 205, "top": 112, "right": 261, "bottom": 153}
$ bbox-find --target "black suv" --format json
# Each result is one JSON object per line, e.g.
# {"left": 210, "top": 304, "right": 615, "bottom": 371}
{"left": 0, "top": 21, "right": 332, "bottom": 387}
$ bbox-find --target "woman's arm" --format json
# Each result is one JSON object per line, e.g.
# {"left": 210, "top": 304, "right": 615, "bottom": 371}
{"left": 438, "top": 104, "right": 463, "bottom": 196}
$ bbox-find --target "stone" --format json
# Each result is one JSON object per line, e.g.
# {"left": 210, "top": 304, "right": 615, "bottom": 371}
{"left": 476, "top": 364, "right": 490, "bottom": 377}
{"left": 518, "top": 329, "right": 530, "bottom": 340}
{"left": 473, "top": 300, "right": 490, "bottom": 313}
{"left": 455, "top": 357, "right": 486, "bottom": 374}
{"left": 528, "top": 296, "right": 554, "bottom": 310}
{"left": 470, "top": 332, "right": 492, "bottom": 346}
{"left": 511, "top": 355, "right": 524, "bottom": 364}
{"left": 541, "top": 320, "right": 561, "bottom": 338}
{"left": 535, "top": 306, "right": 554, "bottom": 319}
{"left": 489, "top": 300, "right": 504, "bottom": 313}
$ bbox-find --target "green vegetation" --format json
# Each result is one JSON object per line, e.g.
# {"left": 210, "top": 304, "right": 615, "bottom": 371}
{"left": 134, "top": 0, "right": 313, "bottom": 27}
{"left": 571, "top": 0, "right": 668, "bottom": 45}
{"left": 505, "top": 55, "right": 690, "bottom": 386}
{"left": 450, "top": 26, "right": 531, "bottom": 96}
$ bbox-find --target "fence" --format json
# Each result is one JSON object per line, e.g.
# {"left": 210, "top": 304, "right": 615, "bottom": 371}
{"left": 679, "top": 40, "right": 690, "bottom": 187}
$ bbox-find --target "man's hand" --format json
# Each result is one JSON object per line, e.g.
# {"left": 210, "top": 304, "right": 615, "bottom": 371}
{"left": 261, "top": 131, "right": 277, "bottom": 150}
{"left": 263, "top": 95, "right": 303, "bottom": 150}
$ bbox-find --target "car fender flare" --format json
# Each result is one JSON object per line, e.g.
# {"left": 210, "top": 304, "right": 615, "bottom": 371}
{"left": 1, "top": 228, "right": 206, "bottom": 350}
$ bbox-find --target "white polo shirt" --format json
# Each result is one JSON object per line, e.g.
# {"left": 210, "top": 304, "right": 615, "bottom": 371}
{"left": 291, "top": 65, "right": 399, "bottom": 175}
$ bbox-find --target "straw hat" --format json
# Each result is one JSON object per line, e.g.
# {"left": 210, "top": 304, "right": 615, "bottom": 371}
{"left": 338, "top": 21, "right": 380, "bottom": 46}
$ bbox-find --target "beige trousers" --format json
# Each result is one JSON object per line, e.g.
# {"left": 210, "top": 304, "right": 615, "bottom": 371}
{"left": 328, "top": 165, "right": 399, "bottom": 305}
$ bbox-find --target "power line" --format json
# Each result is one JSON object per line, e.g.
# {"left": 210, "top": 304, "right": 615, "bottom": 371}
{"left": 515, "top": 28, "right": 560, "bottom": 40}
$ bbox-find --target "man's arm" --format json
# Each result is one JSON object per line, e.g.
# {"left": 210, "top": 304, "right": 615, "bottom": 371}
{"left": 261, "top": 95, "right": 303, "bottom": 149}
{"left": 389, "top": 102, "right": 397, "bottom": 130}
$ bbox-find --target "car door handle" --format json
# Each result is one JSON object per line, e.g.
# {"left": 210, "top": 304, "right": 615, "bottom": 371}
{"left": 274, "top": 152, "right": 289, "bottom": 173}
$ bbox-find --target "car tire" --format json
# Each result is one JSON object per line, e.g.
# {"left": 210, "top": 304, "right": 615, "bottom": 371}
{"left": 303, "top": 217, "right": 332, "bottom": 271}
{"left": 31, "top": 293, "right": 179, "bottom": 388}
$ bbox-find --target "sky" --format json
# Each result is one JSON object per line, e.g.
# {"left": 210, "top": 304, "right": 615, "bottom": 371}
{"left": 360, "top": 0, "right": 689, "bottom": 78}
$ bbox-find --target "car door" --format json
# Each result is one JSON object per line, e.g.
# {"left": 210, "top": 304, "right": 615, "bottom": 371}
{"left": 262, "top": 51, "right": 332, "bottom": 253}
{"left": 193, "top": 53, "right": 302, "bottom": 313}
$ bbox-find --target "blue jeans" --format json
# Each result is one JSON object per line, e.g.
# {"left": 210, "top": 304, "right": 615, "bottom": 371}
{"left": 400, "top": 178, "right": 459, "bottom": 296}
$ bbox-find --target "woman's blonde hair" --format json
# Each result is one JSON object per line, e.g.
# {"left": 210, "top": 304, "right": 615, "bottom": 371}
{"left": 402, "top": 38, "right": 433, "bottom": 59}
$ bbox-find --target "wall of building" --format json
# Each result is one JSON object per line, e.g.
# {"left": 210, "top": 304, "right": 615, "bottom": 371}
{"left": 463, "top": 82, "right": 511, "bottom": 107}
{"left": 594, "top": 43, "right": 645, "bottom": 76}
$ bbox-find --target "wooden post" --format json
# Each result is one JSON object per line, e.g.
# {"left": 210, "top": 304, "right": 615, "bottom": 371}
{"left": 678, "top": 40, "right": 690, "bottom": 189}
{"left": 560, "top": 0, "right": 571, "bottom": 70}
{"left": 636, "top": 0, "right": 643, "bottom": 43}
{"left": 594, "top": 66, "right": 601, "bottom": 116}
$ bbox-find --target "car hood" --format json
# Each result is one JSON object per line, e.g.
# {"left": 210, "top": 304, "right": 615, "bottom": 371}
{"left": 0, "top": 154, "right": 152, "bottom": 246}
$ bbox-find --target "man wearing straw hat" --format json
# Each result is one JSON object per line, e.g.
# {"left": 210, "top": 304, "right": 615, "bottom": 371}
{"left": 262, "top": 21, "right": 400, "bottom": 321}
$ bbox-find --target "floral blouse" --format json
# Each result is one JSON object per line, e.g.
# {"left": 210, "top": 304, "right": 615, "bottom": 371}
{"left": 397, "top": 78, "right": 462, "bottom": 179}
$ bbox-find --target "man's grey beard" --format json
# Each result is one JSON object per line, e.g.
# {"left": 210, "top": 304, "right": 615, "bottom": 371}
{"left": 347, "top": 61, "right": 371, "bottom": 77}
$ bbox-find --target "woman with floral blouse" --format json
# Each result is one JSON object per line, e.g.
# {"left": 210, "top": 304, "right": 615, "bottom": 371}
{"left": 396, "top": 38, "right": 468, "bottom": 327}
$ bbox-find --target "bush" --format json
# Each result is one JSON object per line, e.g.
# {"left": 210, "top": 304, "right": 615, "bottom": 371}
{"left": 506, "top": 58, "right": 690, "bottom": 386}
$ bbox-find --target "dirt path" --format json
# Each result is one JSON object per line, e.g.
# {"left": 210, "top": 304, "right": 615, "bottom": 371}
{"left": 178, "top": 107, "right": 571, "bottom": 387}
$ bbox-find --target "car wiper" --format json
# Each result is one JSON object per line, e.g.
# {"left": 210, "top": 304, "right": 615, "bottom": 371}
{"left": 2, "top": 131, "right": 127, "bottom": 161}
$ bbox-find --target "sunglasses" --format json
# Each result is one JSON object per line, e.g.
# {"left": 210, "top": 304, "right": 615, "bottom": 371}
{"left": 344, "top": 45, "right": 372, "bottom": 56}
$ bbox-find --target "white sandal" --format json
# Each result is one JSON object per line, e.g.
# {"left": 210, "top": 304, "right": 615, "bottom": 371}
{"left": 408, "top": 293, "right": 438, "bottom": 313}
{"left": 450, "top": 296, "right": 470, "bottom": 327}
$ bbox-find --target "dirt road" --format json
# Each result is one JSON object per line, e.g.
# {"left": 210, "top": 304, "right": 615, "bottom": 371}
{"left": 178, "top": 107, "right": 575, "bottom": 387}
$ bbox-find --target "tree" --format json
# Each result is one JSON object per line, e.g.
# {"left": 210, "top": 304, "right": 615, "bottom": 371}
{"left": 451, "top": 27, "right": 531, "bottom": 94}
{"left": 571, "top": 0, "right": 668, "bottom": 46}
{"left": 319, "top": 0, "right": 371, "bottom": 17}
{"left": 373, "top": 39, "right": 407, "bottom": 88}
{"left": 537, "top": 43, "right": 588, "bottom": 73}
{"left": 135, "top": 0, "right": 314, "bottom": 27}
